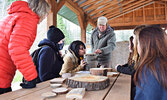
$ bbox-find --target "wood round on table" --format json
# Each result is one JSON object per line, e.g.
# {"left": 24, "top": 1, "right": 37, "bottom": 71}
{"left": 90, "top": 68, "right": 107, "bottom": 76}
{"left": 50, "top": 84, "right": 62, "bottom": 88}
{"left": 107, "top": 72, "right": 119, "bottom": 77}
{"left": 41, "top": 92, "right": 57, "bottom": 98}
{"left": 52, "top": 87, "right": 68, "bottom": 94}
{"left": 66, "top": 74, "right": 110, "bottom": 91}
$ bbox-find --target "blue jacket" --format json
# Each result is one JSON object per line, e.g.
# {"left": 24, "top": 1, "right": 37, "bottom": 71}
{"left": 135, "top": 62, "right": 167, "bottom": 100}
{"left": 37, "top": 39, "right": 64, "bottom": 82}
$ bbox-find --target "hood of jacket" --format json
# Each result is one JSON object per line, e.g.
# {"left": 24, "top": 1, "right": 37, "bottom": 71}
{"left": 38, "top": 39, "right": 58, "bottom": 51}
{"left": 7, "top": 1, "right": 39, "bottom": 19}
{"left": 65, "top": 50, "right": 79, "bottom": 65}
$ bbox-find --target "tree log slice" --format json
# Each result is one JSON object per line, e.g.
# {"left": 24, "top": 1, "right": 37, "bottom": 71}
{"left": 90, "top": 68, "right": 107, "bottom": 76}
{"left": 52, "top": 87, "right": 68, "bottom": 94}
{"left": 66, "top": 75, "right": 110, "bottom": 91}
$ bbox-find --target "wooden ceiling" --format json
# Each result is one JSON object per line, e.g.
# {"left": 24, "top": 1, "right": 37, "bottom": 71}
{"left": 46, "top": 0, "right": 167, "bottom": 42}
{"left": 54, "top": 0, "right": 167, "bottom": 30}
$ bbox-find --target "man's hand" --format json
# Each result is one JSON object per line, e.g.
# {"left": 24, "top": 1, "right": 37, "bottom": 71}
{"left": 94, "top": 49, "right": 102, "bottom": 54}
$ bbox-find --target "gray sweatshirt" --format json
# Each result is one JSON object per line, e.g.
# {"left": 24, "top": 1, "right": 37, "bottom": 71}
{"left": 90, "top": 26, "right": 116, "bottom": 62}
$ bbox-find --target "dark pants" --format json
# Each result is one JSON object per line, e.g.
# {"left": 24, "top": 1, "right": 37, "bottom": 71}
{"left": 0, "top": 87, "right": 12, "bottom": 95}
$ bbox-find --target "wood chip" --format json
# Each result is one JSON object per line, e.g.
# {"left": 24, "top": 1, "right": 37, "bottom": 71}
{"left": 50, "top": 78, "right": 66, "bottom": 84}
{"left": 50, "top": 84, "right": 62, "bottom": 88}
{"left": 41, "top": 92, "right": 56, "bottom": 98}
{"left": 107, "top": 72, "right": 119, "bottom": 77}
{"left": 66, "top": 88, "right": 85, "bottom": 99}
{"left": 52, "top": 87, "right": 68, "bottom": 94}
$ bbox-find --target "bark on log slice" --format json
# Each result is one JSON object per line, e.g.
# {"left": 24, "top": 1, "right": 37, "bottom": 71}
{"left": 90, "top": 68, "right": 107, "bottom": 76}
{"left": 66, "top": 75, "right": 110, "bottom": 91}
{"left": 90, "top": 68, "right": 113, "bottom": 76}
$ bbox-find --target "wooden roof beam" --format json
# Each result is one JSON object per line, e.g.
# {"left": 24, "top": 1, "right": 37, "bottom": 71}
{"left": 110, "top": 20, "right": 167, "bottom": 27}
{"left": 73, "top": 0, "right": 78, "bottom": 2}
{"left": 80, "top": 0, "right": 98, "bottom": 8}
{"left": 88, "top": 0, "right": 118, "bottom": 16}
{"left": 106, "top": 0, "right": 147, "bottom": 18}
{"left": 92, "top": 0, "right": 136, "bottom": 19}
{"left": 84, "top": 0, "right": 109, "bottom": 12}
{"left": 46, "top": 0, "right": 57, "bottom": 28}
{"left": 78, "top": 0, "right": 87, "bottom": 5}
{"left": 107, "top": 0, "right": 154, "bottom": 20}
{"left": 65, "top": 0, "right": 96, "bottom": 28}
{"left": 56, "top": 0, "right": 65, "bottom": 13}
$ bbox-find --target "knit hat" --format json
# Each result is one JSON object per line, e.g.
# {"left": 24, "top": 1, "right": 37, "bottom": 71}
{"left": 97, "top": 16, "right": 108, "bottom": 25}
{"left": 47, "top": 25, "right": 65, "bottom": 44}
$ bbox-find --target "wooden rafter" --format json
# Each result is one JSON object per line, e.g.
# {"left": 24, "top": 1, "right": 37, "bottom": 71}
{"left": 107, "top": 0, "right": 148, "bottom": 19}
{"left": 84, "top": 0, "right": 109, "bottom": 12}
{"left": 78, "top": 0, "right": 86, "bottom": 4}
{"left": 88, "top": 0, "right": 118, "bottom": 16}
{"left": 56, "top": 0, "right": 65, "bottom": 13}
{"left": 92, "top": 0, "right": 136, "bottom": 19}
{"left": 110, "top": 20, "right": 167, "bottom": 27}
{"left": 80, "top": 0, "right": 98, "bottom": 7}
{"left": 65, "top": 0, "right": 96, "bottom": 27}
{"left": 73, "top": 0, "right": 78, "bottom": 2}
{"left": 46, "top": 0, "right": 167, "bottom": 30}
{"left": 107, "top": 0, "right": 154, "bottom": 20}
{"left": 47, "top": 0, "right": 57, "bottom": 28}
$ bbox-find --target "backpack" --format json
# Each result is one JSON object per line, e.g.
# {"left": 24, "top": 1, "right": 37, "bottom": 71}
{"left": 22, "top": 46, "right": 47, "bottom": 83}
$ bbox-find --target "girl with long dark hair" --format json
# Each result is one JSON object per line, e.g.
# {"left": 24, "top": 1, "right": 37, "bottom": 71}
{"left": 59, "top": 40, "right": 86, "bottom": 75}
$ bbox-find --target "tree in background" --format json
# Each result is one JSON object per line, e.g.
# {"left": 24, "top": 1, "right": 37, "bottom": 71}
{"left": 0, "top": 0, "right": 16, "bottom": 19}
{"left": 57, "top": 14, "right": 73, "bottom": 45}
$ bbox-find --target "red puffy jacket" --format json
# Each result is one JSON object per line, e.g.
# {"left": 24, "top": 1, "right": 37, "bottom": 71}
{"left": 0, "top": 1, "right": 39, "bottom": 88}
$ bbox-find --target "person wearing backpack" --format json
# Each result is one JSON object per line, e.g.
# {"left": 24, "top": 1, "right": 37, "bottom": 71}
{"left": 0, "top": 0, "right": 50, "bottom": 94}
{"left": 36, "top": 25, "right": 65, "bottom": 83}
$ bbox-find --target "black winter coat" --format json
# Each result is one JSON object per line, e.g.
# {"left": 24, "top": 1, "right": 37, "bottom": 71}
{"left": 36, "top": 39, "right": 64, "bottom": 82}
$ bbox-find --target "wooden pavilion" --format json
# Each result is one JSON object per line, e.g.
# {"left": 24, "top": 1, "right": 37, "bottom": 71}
{"left": 46, "top": 0, "right": 167, "bottom": 43}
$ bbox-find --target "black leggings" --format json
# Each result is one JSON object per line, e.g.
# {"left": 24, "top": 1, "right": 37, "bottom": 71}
{"left": 0, "top": 87, "right": 12, "bottom": 95}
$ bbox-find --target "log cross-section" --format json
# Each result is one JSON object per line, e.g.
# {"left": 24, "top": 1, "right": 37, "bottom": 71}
{"left": 66, "top": 75, "right": 110, "bottom": 91}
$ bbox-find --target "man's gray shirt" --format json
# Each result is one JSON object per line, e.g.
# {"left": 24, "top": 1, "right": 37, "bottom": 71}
{"left": 90, "top": 26, "right": 116, "bottom": 62}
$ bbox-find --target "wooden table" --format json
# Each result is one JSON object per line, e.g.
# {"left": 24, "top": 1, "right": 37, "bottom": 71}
{"left": 0, "top": 74, "right": 131, "bottom": 100}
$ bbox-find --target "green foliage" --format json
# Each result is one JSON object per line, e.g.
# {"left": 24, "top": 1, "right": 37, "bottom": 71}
{"left": 7, "top": 0, "right": 16, "bottom": 5}
{"left": 86, "top": 24, "right": 93, "bottom": 32}
{"left": 12, "top": 70, "right": 23, "bottom": 83}
{"left": 57, "top": 14, "right": 73, "bottom": 45}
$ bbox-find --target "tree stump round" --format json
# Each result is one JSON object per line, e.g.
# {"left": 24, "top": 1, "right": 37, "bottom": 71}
{"left": 66, "top": 75, "right": 110, "bottom": 91}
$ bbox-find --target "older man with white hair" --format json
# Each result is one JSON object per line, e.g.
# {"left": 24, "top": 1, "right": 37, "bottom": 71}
{"left": 90, "top": 16, "right": 116, "bottom": 68}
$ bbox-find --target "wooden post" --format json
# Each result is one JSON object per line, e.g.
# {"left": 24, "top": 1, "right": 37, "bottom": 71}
{"left": 46, "top": 0, "right": 65, "bottom": 30}
{"left": 165, "top": 3, "right": 167, "bottom": 20}
{"left": 64, "top": 0, "right": 96, "bottom": 43}
{"left": 78, "top": 14, "right": 88, "bottom": 43}
{"left": 143, "top": 7, "right": 145, "bottom": 22}
{"left": 47, "top": 0, "right": 58, "bottom": 30}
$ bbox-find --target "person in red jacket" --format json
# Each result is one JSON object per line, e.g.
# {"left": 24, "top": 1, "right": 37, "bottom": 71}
{"left": 0, "top": 0, "right": 50, "bottom": 94}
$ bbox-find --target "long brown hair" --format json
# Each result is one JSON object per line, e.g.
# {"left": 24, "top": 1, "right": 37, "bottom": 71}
{"left": 127, "top": 36, "right": 134, "bottom": 66}
{"left": 133, "top": 25, "right": 146, "bottom": 69}
{"left": 134, "top": 26, "right": 167, "bottom": 88}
